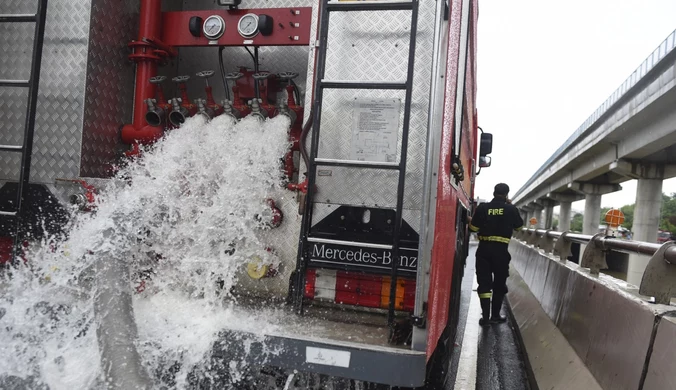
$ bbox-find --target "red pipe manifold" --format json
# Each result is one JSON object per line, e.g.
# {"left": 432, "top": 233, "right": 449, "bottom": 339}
{"left": 121, "top": 0, "right": 176, "bottom": 145}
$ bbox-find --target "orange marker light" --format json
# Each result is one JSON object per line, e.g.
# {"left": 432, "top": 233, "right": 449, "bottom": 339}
{"left": 605, "top": 209, "right": 625, "bottom": 228}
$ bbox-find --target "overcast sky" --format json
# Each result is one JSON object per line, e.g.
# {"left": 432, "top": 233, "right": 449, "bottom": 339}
{"left": 475, "top": 0, "right": 676, "bottom": 213}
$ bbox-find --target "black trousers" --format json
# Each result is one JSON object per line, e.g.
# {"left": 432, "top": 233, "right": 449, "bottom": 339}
{"left": 475, "top": 242, "right": 511, "bottom": 297}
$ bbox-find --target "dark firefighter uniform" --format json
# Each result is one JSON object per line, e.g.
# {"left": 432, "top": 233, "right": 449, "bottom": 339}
{"left": 469, "top": 183, "right": 523, "bottom": 326}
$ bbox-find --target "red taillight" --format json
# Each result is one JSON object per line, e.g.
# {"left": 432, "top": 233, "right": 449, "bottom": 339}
{"left": 304, "top": 269, "right": 316, "bottom": 299}
{"left": 304, "top": 268, "right": 415, "bottom": 312}
{"left": 0, "top": 237, "right": 13, "bottom": 264}
{"left": 403, "top": 279, "right": 416, "bottom": 311}
{"left": 335, "top": 271, "right": 382, "bottom": 308}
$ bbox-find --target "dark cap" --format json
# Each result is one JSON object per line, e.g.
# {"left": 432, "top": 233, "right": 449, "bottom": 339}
{"left": 494, "top": 183, "right": 510, "bottom": 196}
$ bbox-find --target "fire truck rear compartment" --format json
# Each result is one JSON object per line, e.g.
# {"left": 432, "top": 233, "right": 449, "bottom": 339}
{"left": 0, "top": 0, "right": 455, "bottom": 387}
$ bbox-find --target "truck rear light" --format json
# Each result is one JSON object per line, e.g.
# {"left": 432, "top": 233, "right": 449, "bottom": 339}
{"left": 315, "top": 268, "right": 337, "bottom": 300}
{"left": 304, "top": 269, "right": 316, "bottom": 298}
{"left": 335, "top": 271, "right": 382, "bottom": 308}
{"left": 403, "top": 280, "right": 415, "bottom": 311}
{"left": 381, "top": 277, "right": 405, "bottom": 311}
{"left": 0, "top": 237, "right": 13, "bottom": 264}
{"left": 304, "top": 268, "right": 415, "bottom": 312}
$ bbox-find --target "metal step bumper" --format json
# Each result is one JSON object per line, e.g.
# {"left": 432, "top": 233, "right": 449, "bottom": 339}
{"left": 212, "top": 329, "right": 427, "bottom": 387}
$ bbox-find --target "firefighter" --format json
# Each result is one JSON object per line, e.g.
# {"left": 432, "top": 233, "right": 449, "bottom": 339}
{"left": 468, "top": 183, "right": 524, "bottom": 326}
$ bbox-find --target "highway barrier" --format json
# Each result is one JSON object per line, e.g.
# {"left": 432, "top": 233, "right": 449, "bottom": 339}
{"left": 507, "top": 230, "right": 676, "bottom": 390}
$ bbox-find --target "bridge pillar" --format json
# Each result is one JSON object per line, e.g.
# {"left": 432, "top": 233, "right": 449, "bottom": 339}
{"left": 545, "top": 193, "right": 583, "bottom": 232}
{"left": 519, "top": 209, "right": 529, "bottom": 225}
{"left": 528, "top": 202, "right": 544, "bottom": 228}
{"left": 545, "top": 208, "right": 553, "bottom": 229}
{"left": 558, "top": 201, "right": 572, "bottom": 232}
{"left": 610, "top": 160, "right": 666, "bottom": 285}
{"left": 627, "top": 178, "right": 662, "bottom": 285}
{"left": 583, "top": 194, "right": 602, "bottom": 235}
{"left": 523, "top": 208, "right": 532, "bottom": 224}
{"left": 569, "top": 182, "right": 622, "bottom": 259}
{"left": 540, "top": 199, "right": 555, "bottom": 229}
{"left": 568, "top": 182, "right": 622, "bottom": 235}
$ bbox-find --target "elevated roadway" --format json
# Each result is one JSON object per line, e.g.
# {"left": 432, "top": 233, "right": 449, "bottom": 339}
{"left": 512, "top": 29, "right": 676, "bottom": 285}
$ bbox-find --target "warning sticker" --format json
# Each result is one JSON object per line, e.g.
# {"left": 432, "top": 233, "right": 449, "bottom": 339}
{"left": 306, "top": 347, "right": 351, "bottom": 368}
{"left": 350, "top": 99, "right": 401, "bottom": 163}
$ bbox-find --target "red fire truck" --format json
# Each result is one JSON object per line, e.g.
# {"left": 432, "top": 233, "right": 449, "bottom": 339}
{"left": 0, "top": 0, "right": 491, "bottom": 387}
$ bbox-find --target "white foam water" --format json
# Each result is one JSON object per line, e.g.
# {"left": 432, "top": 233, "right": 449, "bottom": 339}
{"left": 0, "top": 115, "right": 295, "bottom": 389}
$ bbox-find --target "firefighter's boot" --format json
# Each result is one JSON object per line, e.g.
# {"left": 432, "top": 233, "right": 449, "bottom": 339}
{"left": 491, "top": 293, "right": 507, "bottom": 324}
{"left": 479, "top": 298, "right": 491, "bottom": 327}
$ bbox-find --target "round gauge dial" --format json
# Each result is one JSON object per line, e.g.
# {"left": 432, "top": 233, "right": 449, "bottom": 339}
{"left": 203, "top": 15, "right": 226, "bottom": 40}
{"left": 237, "top": 14, "right": 259, "bottom": 38}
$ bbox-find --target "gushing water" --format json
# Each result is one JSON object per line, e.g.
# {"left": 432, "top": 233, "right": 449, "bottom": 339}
{"left": 0, "top": 115, "right": 295, "bottom": 389}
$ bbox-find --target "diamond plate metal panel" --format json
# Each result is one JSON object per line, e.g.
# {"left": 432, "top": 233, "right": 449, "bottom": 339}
{"left": 323, "top": 10, "right": 411, "bottom": 82}
{"left": 0, "top": 5, "right": 33, "bottom": 186}
{"left": 0, "top": 85, "right": 28, "bottom": 181}
{"left": 0, "top": 0, "right": 91, "bottom": 182}
{"left": 234, "top": 188, "right": 304, "bottom": 297}
{"left": 316, "top": 90, "right": 406, "bottom": 162}
{"left": 307, "top": 2, "right": 437, "bottom": 232}
{"left": 80, "top": 0, "right": 141, "bottom": 177}
{"left": 0, "top": 0, "right": 182, "bottom": 182}
{"left": 315, "top": 166, "right": 399, "bottom": 207}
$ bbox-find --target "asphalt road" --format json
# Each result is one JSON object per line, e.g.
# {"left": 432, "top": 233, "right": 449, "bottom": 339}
{"left": 447, "top": 242, "right": 531, "bottom": 390}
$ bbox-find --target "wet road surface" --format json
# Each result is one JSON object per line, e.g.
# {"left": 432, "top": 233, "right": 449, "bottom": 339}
{"left": 450, "top": 242, "right": 531, "bottom": 390}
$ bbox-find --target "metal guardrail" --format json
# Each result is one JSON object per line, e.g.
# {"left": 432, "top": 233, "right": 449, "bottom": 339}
{"left": 515, "top": 229, "right": 676, "bottom": 304}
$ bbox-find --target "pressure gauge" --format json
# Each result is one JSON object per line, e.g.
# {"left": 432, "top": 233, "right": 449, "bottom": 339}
{"left": 203, "top": 15, "right": 225, "bottom": 40}
{"left": 237, "top": 14, "right": 259, "bottom": 38}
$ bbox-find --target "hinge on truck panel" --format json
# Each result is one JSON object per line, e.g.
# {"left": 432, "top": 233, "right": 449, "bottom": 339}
{"left": 412, "top": 302, "right": 427, "bottom": 328}
{"left": 451, "top": 156, "right": 465, "bottom": 185}
{"left": 411, "top": 314, "right": 426, "bottom": 328}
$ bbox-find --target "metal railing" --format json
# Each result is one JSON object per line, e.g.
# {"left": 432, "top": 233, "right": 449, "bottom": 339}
{"left": 514, "top": 228, "right": 676, "bottom": 304}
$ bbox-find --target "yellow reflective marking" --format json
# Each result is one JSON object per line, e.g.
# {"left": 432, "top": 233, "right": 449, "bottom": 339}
{"left": 469, "top": 224, "right": 480, "bottom": 232}
{"left": 478, "top": 236, "right": 511, "bottom": 244}
{"left": 487, "top": 208, "right": 504, "bottom": 215}
{"left": 479, "top": 292, "right": 493, "bottom": 299}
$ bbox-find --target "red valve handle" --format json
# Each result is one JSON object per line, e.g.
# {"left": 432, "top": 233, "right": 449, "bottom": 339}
{"left": 287, "top": 179, "right": 309, "bottom": 194}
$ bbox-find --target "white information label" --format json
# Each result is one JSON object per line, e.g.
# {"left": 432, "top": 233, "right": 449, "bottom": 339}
{"left": 306, "top": 347, "right": 351, "bottom": 368}
{"left": 350, "top": 99, "right": 401, "bottom": 163}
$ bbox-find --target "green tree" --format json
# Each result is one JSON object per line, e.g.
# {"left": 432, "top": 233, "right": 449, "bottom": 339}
{"left": 570, "top": 213, "right": 584, "bottom": 232}
{"left": 660, "top": 193, "right": 676, "bottom": 232}
{"left": 552, "top": 218, "right": 559, "bottom": 231}
{"left": 620, "top": 203, "right": 635, "bottom": 230}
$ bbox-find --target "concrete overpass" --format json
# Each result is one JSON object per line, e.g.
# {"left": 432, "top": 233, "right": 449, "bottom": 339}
{"left": 512, "top": 29, "right": 676, "bottom": 285}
